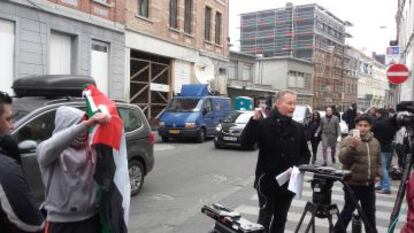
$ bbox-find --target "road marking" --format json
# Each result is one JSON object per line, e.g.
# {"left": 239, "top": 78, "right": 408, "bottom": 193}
{"left": 154, "top": 144, "right": 176, "bottom": 152}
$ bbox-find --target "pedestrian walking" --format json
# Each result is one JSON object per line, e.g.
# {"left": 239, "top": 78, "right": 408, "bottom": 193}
{"left": 316, "top": 106, "right": 341, "bottom": 166}
{"left": 334, "top": 114, "right": 380, "bottom": 233}
{"left": 0, "top": 91, "right": 44, "bottom": 233}
{"left": 37, "top": 106, "right": 110, "bottom": 233}
{"left": 372, "top": 108, "right": 398, "bottom": 194}
{"left": 343, "top": 103, "right": 357, "bottom": 130}
{"left": 307, "top": 112, "right": 321, "bottom": 164}
{"left": 241, "top": 90, "right": 311, "bottom": 233}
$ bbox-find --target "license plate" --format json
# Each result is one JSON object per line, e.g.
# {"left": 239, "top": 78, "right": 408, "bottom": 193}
{"left": 223, "top": 136, "right": 237, "bottom": 142}
{"left": 169, "top": 130, "right": 180, "bottom": 134}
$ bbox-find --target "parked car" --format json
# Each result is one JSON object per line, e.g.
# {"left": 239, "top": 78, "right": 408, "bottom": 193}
{"left": 158, "top": 84, "right": 231, "bottom": 143}
{"left": 293, "top": 105, "right": 313, "bottom": 125}
{"left": 214, "top": 110, "right": 264, "bottom": 150}
{"left": 10, "top": 75, "right": 154, "bottom": 205}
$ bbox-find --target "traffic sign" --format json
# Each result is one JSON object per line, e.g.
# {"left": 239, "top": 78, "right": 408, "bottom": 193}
{"left": 387, "top": 63, "right": 409, "bottom": 84}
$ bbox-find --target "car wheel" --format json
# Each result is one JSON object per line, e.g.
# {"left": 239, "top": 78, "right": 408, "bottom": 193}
{"left": 161, "top": 136, "right": 169, "bottom": 142}
{"left": 129, "top": 160, "right": 144, "bottom": 196}
{"left": 197, "top": 128, "right": 206, "bottom": 143}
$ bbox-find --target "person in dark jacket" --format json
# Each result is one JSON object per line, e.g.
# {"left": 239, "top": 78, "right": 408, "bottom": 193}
{"left": 372, "top": 108, "right": 398, "bottom": 194}
{"left": 342, "top": 103, "right": 357, "bottom": 130}
{"left": 334, "top": 114, "right": 381, "bottom": 233}
{"left": 307, "top": 112, "right": 321, "bottom": 164}
{"left": 331, "top": 105, "right": 341, "bottom": 119}
{"left": 0, "top": 153, "right": 44, "bottom": 233}
{"left": 0, "top": 91, "right": 44, "bottom": 233}
{"left": 241, "top": 90, "right": 311, "bottom": 233}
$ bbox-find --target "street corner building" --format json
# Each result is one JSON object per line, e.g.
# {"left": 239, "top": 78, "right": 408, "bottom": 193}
{"left": 0, "top": 0, "right": 126, "bottom": 101}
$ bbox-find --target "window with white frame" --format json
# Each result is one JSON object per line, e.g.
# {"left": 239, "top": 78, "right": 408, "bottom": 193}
{"left": 0, "top": 19, "right": 15, "bottom": 95}
{"left": 49, "top": 31, "right": 73, "bottom": 75}
{"left": 90, "top": 40, "right": 109, "bottom": 94}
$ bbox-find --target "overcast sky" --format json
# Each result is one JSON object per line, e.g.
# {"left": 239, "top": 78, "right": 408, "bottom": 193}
{"left": 229, "top": 0, "right": 397, "bottom": 55}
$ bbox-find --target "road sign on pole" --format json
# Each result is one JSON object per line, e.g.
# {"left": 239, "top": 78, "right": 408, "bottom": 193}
{"left": 387, "top": 63, "right": 409, "bottom": 85}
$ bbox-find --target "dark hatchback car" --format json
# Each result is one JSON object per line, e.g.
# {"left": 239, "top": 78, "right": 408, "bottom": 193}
{"left": 11, "top": 92, "right": 154, "bottom": 204}
{"left": 214, "top": 110, "right": 262, "bottom": 150}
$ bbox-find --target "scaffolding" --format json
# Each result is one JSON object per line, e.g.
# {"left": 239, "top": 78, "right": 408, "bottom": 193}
{"left": 240, "top": 4, "right": 346, "bottom": 61}
{"left": 240, "top": 4, "right": 348, "bottom": 110}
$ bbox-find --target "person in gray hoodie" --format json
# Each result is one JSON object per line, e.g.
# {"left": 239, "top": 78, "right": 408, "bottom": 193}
{"left": 36, "top": 106, "right": 110, "bottom": 233}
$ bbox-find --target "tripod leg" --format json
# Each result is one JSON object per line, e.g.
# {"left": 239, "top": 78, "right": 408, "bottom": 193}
{"left": 304, "top": 204, "right": 317, "bottom": 233}
{"left": 327, "top": 214, "right": 334, "bottom": 233}
{"left": 305, "top": 214, "right": 316, "bottom": 233}
{"left": 295, "top": 203, "right": 311, "bottom": 233}
{"left": 389, "top": 153, "right": 412, "bottom": 233}
{"left": 312, "top": 218, "right": 316, "bottom": 233}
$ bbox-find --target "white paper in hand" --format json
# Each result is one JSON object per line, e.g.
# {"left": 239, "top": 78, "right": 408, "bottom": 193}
{"left": 275, "top": 167, "right": 293, "bottom": 186}
{"left": 288, "top": 166, "right": 305, "bottom": 199}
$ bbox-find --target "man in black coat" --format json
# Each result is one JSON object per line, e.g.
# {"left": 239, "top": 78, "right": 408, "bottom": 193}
{"left": 371, "top": 108, "right": 398, "bottom": 194}
{"left": 0, "top": 91, "right": 44, "bottom": 232}
{"left": 343, "top": 103, "right": 358, "bottom": 130}
{"left": 241, "top": 90, "right": 311, "bottom": 233}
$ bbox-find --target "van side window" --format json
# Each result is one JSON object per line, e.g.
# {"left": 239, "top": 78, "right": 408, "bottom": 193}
{"left": 213, "top": 99, "right": 221, "bottom": 111}
{"left": 118, "top": 107, "right": 142, "bottom": 133}
{"left": 205, "top": 99, "right": 213, "bottom": 113}
{"left": 15, "top": 110, "right": 56, "bottom": 143}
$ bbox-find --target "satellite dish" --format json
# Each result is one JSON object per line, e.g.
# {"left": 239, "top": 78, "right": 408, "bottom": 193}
{"left": 194, "top": 57, "right": 215, "bottom": 90}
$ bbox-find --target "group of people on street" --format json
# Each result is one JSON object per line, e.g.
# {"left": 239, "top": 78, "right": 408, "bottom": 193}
{"left": 0, "top": 85, "right": 409, "bottom": 233}
{"left": 0, "top": 91, "right": 111, "bottom": 233}
{"left": 241, "top": 90, "right": 405, "bottom": 233}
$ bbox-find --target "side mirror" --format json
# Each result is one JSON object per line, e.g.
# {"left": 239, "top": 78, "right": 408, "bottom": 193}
{"left": 18, "top": 140, "right": 38, "bottom": 153}
{"left": 202, "top": 108, "right": 208, "bottom": 115}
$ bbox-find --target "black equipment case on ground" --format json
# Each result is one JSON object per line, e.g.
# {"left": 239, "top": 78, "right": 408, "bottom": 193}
{"left": 12, "top": 75, "right": 96, "bottom": 97}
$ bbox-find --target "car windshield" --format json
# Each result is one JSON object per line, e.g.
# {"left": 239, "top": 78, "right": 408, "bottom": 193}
{"left": 293, "top": 106, "right": 306, "bottom": 118}
{"left": 224, "top": 111, "right": 253, "bottom": 124}
{"left": 167, "top": 98, "right": 203, "bottom": 112}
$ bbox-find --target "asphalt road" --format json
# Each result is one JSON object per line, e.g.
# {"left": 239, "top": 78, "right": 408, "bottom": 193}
{"left": 128, "top": 137, "right": 257, "bottom": 233}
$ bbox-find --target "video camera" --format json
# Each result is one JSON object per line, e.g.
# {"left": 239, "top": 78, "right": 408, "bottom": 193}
{"left": 299, "top": 165, "right": 351, "bottom": 207}
{"left": 201, "top": 203, "right": 264, "bottom": 233}
{"left": 395, "top": 101, "right": 414, "bottom": 127}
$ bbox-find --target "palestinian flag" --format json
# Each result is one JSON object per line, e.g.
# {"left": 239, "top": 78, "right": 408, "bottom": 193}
{"left": 83, "top": 84, "right": 130, "bottom": 233}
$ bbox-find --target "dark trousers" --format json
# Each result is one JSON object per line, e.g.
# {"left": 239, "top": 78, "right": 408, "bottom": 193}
{"left": 310, "top": 140, "right": 320, "bottom": 163}
{"left": 257, "top": 190, "right": 294, "bottom": 233}
{"left": 45, "top": 214, "right": 101, "bottom": 233}
{"left": 334, "top": 183, "right": 377, "bottom": 233}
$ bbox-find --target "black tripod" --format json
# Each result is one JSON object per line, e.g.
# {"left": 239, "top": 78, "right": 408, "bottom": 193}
{"left": 295, "top": 175, "right": 339, "bottom": 233}
{"left": 388, "top": 127, "right": 413, "bottom": 233}
{"left": 295, "top": 168, "right": 377, "bottom": 233}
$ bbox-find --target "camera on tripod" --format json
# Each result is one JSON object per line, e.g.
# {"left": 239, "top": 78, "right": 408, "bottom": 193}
{"left": 294, "top": 165, "right": 357, "bottom": 233}
{"left": 311, "top": 174, "right": 334, "bottom": 207}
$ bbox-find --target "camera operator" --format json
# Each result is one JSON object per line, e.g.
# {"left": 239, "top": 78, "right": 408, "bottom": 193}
{"left": 241, "top": 90, "right": 311, "bottom": 233}
{"left": 334, "top": 114, "right": 381, "bottom": 233}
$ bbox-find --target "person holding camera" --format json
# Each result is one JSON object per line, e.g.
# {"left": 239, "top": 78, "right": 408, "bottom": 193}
{"left": 334, "top": 114, "right": 381, "bottom": 233}
{"left": 241, "top": 90, "right": 311, "bottom": 233}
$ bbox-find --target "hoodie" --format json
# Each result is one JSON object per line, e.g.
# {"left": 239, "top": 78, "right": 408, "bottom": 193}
{"left": 36, "top": 106, "right": 98, "bottom": 223}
